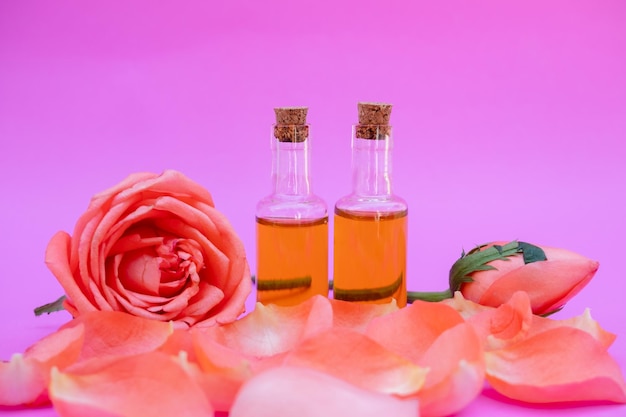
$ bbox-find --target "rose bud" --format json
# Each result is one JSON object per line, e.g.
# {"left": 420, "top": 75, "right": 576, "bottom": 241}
{"left": 408, "top": 241, "right": 598, "bottom": 315}
{"left": 44, "top": 170, "right": 251, "bottom": 327}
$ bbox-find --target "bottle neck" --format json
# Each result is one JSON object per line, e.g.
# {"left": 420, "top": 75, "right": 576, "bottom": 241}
{"left": 351, "top": 136, "right": 394, "bottom": 197}
{"left": 272, "top": 139, "right": 312, "bottom": 196}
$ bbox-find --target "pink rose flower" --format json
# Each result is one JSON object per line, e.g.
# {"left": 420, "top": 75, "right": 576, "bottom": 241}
{"left": 408, "top": 241, "right": 598, "bottom": 315}
{"left": 44, "top": 170, "right": 251, "bottom": 327}
{"left": 459, "top": 242, "right": 598, "bottom": 315}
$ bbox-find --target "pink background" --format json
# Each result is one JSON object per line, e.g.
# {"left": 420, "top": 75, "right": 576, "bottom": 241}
{"left": 1, "top": 0, "right": 625, "bottom": 415}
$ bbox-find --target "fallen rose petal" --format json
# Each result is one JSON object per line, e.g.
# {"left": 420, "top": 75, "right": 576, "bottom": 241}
{"left": 365, "top": 301, "right": 465, "bottom": 362}
{"left": 285, "top": 328, "right": 428, "bottom": 396}
{"left": 486, "top": 326, "right": 626, "bottom": 403}
{"left": 49, "top": 351, "right": 213, "bottom": 417}
{"left": 329, "top": 297, "right": 399, "bottom": 332}
{"left": 443, "top": 291, "right": 616, "bottom": 351}
{"left": 177, "top": 349, "right": 247, "bottom": 412}
{"left": 229, "top": 366, "right": 420, "bottom": 417}
{"left": 201, "top": 295, "right": 333, "bottom": 357}
{"left": 0, "top": 354, "right": 47, "bottom": 406}
{"left": 366, "top": 301, "right": 485, "bottom": 416}
{"left": 530, "top": 308, "right": 617, "bottom": 349}
{"left": 60, "top": 311, "right": 173, "bottom": 361}
{"left": 0, "top": 324, "right": 85, "bottom": 407}
{"left": 454, "top": 291, "right": 534, "bottom": 351}
{"left": 415, "top": 324, "right": 485, "bottom": 417}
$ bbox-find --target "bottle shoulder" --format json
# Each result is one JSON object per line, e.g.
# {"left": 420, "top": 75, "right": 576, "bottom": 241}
{"left": 334, "top": 194, "right": 408, "bottom": 216}
{"left": 256, "top": 193, "right": 328, "bottom": 220}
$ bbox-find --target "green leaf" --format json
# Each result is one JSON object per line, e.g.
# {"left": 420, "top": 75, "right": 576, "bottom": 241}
{"left": 448, "top": 241, "right": 522, "bottom": 292}
{"left": 257, "top": 276, "right": 312, "bottom": 291}
{"left": 333, "top": 274, "right": 403, "bottom": 302}
{"left": 518, "top": 241, "right": 547, "bottom": 264}
{"left": 407, "top": 289, "right": 453, "bottom": 303}
{"left": 34, "top": 295, "right": 66, "bottom": 316}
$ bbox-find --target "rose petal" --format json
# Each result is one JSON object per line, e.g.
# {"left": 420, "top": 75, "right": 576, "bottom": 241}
{"left": 486, "top": 326, "right": 626, "bottom": 403}
{"left": 201, "top": 295, "right": 333, "bottom": 357}
{"left": 49, "top": 351, "right": 213, "bottom": 417}
{"left": 187, "top": 333, "right": 252, "bottom": 412}
{"left": 0, "top": 354, "right": 47, "bottom": 406}
{"left": 455, "top": 291, "right": 534, "bottom": 350}
{"left": 45, "top": 231, "right": 97, "bottom": 314}
{"left": 284, "top": 328, "right": 428, "bottom": 396}
{"left": 60, "top": 311, "right": 173, "bottom": 361}
{"left": 463, "top": 245, "right": 599, "bottom": 315}
{"left": 531, "top": 308, "right": 617, "bottom": 349}
{"left": 366, "top": 301, "right": 485, "bottom": 416}
{"left": 229, "top": 366, "right": 420, "bottom": 417}
{"left": 365, "top": 301, "right": 465, "bottom": 362}
{"left": 329, "top": 297, "right": 399, "bottom": 332}
{"left": 443, "top": 291, "right": 617, "bottom": 350}
{"left": 416, "top": 324, "right": 485, "bottom": 416}
{"left": 0, "top": 324, "right": 85, "bottom": 407}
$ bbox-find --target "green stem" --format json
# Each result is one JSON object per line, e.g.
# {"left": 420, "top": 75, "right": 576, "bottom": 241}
{"left": 333, "top": 274, "right": 403, "bottom": 302}
{"left": 407, "top": 289, "right": 453, "bottom": 303}
{"left": 257, "top": 276, "right": 312, "bottom": 291}
{"left": 34, "top": 295, "right": 67, "bottom": 316}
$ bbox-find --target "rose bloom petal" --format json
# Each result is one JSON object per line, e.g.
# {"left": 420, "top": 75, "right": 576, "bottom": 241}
{"left": 49, "top": 351, "right": 213, "bottom": 417}
{"left": 329, "top": 297, "right": 399, "bottom": 332}
{"left": 229, "top": 366, "right": 420, "bottom": 417}
{"left": 45, "top": 170, "right": 251, "bottom": 328}
{"left": 461, "top": 243, "right": 599, "bottom": 315}
{"left": 366, "top": 301, "right": 485, "bottom": 416}
{"left": 284, "top": 328, "right": 428, "bottom": 396}
{"left": 486, "top": 326, "right": 626, "bottom": 403}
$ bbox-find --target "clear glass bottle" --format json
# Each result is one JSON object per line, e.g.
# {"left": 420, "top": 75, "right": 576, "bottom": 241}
{"left": 256, "top": 107, "right": 328, "bottom": 306}
{"left": 333, "top": 103, "right": 408, "bottom": 307}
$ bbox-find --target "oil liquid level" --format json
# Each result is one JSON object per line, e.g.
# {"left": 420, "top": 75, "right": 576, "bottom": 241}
{"left": 333, "top": 208, "right": 407, "bottom": 307}
{"left": 256, "top": 217, "right": 328, "bottom": 306}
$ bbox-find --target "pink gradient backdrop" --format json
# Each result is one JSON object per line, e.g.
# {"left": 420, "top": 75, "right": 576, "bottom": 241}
{"left": 1, "top": 1, "right": 625, "bottom": 415}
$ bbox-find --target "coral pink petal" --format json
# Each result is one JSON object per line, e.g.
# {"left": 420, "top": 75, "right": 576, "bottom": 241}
{"left": 60, "top": 311, "right": 172, "bottom": 361}
{"left": 0, "top": 322, "right": 85, "bottom": 406}
{"left": 24, "top": 324, "right": 85, "bottom": 368}
{"left": 417, "top": 323, "right": 485, "bottom": 416}
{"left": 175, "top": 352, "right": 243, "bottom": 413}
{"left": 45, "top": 231, "right": 97, "bottom": 314}
{"left": 0, "top": 354, "right": 47, "bottom": 406}
{"left": 486, "top": 326, "right": 626, "bottom": 403}
{"left": 49, "top": 352, "right": 213, "bottom": 417}
{"left": 365, "top": 301, "right": 485, "bottom": 416}
{"left": 202, "top": 295, "right": 333, "bottom": 357}
{"left": 479, "top": 259, "right": 598, "bottom": 314}
{"left": 229, "top": 366, "right": 420, "bottom": 417}
{"left": 531, "top": 308, "right": 617, "bottom": 349}
{"left": 462, "top": 291, "right": 534, "bottom": 350}
{"left": 366, "top": 300, "right": 465, "bottom": 362}
{"left": 285, "top": 328, "right": 427, "bottom": 396}
{"left": 329, "top": 298, "right": 399, "bottom": 332}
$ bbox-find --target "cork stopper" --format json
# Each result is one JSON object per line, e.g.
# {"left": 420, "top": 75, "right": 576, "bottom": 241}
{"left": 356, "top": 102, "right": 392, "bottom": 139}
{"left": 273, "top": 107, "right": 309, "bottom": 142}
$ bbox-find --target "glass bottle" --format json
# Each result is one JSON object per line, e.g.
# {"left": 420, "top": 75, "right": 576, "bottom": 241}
{"left": 333, "top": 102, "right": 408, "bottom": 307}
{"left": 256, "top": 107, "right": 328, "bottom": 306}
